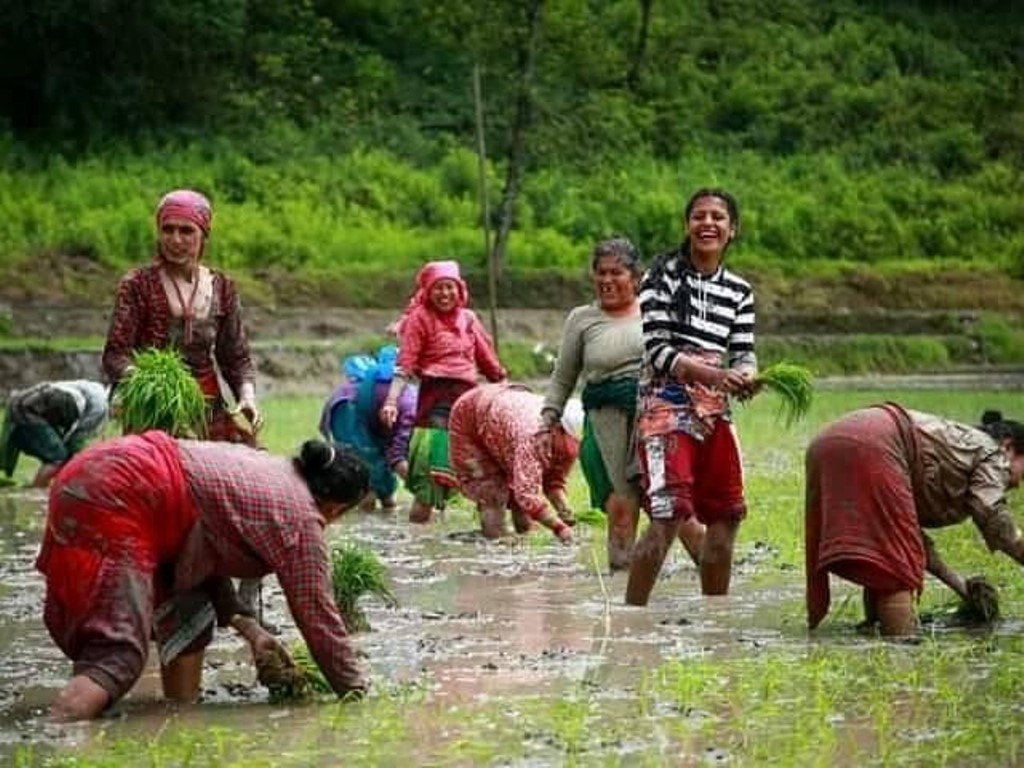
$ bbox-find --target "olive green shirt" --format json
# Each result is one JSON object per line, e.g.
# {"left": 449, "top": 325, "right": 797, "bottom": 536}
{"left": 911, "top": 409, "right": 1021, "bottom": 553}
{"left": 543, "top": 303, "right": 642, "bottom": 413}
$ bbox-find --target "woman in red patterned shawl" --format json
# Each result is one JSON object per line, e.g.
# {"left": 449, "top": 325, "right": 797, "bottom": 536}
{"left": 101, "top": 189, "right": 266, "bottom": 670}
{"left": 39, "top": 434, "right": 370, "bottom": 721}
{"left": 449, "top": 382, "right": 580, "bottom": 542}
{"left": 380, "top": 260, "right": 506, "bottom": 523}
{"left": 102, "top": 189, "right": 261, "bottom": 443}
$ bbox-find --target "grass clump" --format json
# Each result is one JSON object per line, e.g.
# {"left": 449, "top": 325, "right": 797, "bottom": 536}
{"left": 756, "top": 362, "right": 815, "bottom": 427}
{"left": 113, "top": 348, "right": 207, "bottom": 437}
{"left": 331, "top": 542, "right": 397, "bottom": 633}
{"left": 268, "top": 543, "right": 395, "bottom": 702}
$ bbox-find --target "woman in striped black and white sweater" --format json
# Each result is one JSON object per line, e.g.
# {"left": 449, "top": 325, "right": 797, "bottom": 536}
{"left": 626, "top": 188, "right": 761, "bottom": 606}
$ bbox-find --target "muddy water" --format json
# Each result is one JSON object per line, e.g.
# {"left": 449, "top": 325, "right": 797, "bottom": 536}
{"left": 0, "top": 490, "right": 813, "bottom": 762}
{"left": 3, "top": 490, "right": 1012, "bottom": 766}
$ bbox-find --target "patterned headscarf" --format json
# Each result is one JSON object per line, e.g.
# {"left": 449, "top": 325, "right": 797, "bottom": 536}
{"left": 156, "top": 189, "right": 213, "bottom": 236}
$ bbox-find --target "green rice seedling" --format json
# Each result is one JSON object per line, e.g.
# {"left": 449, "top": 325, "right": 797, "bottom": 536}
{"left": 113, "top": 348, "right": 207, "bottom": 437}
{"left": 755, "top": 362, "right": 814, "bottom": 427}
{"left": 574, "top": 508, "right": 607, "bottom": 527}
{"left": 263, "top": 641, "right": 332, "bottom": 703}
{"left": 330, "top": 542, "right": 397, "bottom": 633}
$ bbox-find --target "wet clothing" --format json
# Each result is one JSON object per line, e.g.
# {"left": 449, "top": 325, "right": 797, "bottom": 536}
{"left": 638, "top": 420, "right": 746, "bottom": 524}
{"left": 0, "top": 380, "right": 108, "bottom": 476}
{"left": 636, "top": 249, "right": 756, "bottom": 520}
{"left": 450, "top": 384, "right": 579, "bottom": 535}
{"left": 37, "top": 433, "right": 366, "bottom": 702}
{"left": 805, "top": 404, "right": 1023, "bottom": 630}
{"left": 320, "top": 379, "right": 416, "bottom": 499}
{"left": 543, "top": 303, "right": 642, "bottom": 510}
{"left": 102, "top": 263, "right": 257, "bottom": 444}
{"left": 393, "top": 262, "right": 505, "bottom": 507}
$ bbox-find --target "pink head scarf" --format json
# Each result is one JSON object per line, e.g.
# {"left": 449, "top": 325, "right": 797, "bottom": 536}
{"left": 412, "top": 260, "right": 468, "bottom": 310}
{"left": 390, "top": 260, "right": 470, "bottom": 338}
{"left": 156, "top": 189, "right": 213, "bottom": 236}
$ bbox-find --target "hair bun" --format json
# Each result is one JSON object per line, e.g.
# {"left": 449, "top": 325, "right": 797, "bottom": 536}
{"left": 299, "top": 439, "right": 335, "bottom": 471}
{"left": 981, "top": 410, "right": 1003, "bottom": 425}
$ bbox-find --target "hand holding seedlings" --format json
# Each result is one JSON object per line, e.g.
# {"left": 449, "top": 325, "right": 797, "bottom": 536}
{"left": 754, "top": 363, "right": 814, "bottom": 426}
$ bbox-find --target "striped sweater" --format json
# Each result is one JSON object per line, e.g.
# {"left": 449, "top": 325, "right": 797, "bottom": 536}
{"left": 640, "top": 250, "right": 757, "bottom": 378}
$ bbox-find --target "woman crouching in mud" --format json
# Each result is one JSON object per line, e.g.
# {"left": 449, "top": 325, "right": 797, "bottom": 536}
{"left": 806, "top": 406, "right": 1024, "bottom": 636}
{"left": 37, "top": 433, "right": 370, "bottom": 721}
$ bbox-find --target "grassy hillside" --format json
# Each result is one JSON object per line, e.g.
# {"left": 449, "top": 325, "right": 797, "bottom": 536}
{"left": 0, "top": 1, "right": 1021, "bottom": 311}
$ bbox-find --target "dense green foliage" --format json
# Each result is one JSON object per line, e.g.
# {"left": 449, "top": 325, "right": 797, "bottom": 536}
{"left": 0, "top": 1, "right": 1022, "bottom": 298}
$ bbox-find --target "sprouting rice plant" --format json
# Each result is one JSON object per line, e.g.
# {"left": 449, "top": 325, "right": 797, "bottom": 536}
{"left": 756, "top": 362, "right": 814, "bottom": 427}
{"left": 331, "top": 542, "right": 397, "bottom": 633}
{"left": 114, "top": 348, "right": 207, "bottom": 437}
{"left": 574, "top": 508, "right": 608, "bottom": 527}
{"left": 269, "top": 543, "right": 396, "bottom": 701}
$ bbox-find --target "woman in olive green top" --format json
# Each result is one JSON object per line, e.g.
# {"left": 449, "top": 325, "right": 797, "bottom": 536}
{"left": 542, "top": 237, "right": 704, "bottom": 571}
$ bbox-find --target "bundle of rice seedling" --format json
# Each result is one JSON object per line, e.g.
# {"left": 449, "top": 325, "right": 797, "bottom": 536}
{"left": 755, "top": 362, "right": 814, "bottom": 427}
{"left": 330, "top": 542, "right": 397, "bottom": 633}
{"left": 114, "top": 348, "right": 207, "bottom": 437}
{"left": 261, "top": 641, "right": 332, "bottom": 703}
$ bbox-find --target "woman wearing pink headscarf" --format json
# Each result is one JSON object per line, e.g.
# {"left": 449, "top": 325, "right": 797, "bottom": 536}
{"left": 380, "top": 260, "right": 506, "bottom": 522}
{"left": 101, "top": 189, "right": 266, "bottom": 680}
{"left": 102, "top": 189, "right": 260, "bottom": 442}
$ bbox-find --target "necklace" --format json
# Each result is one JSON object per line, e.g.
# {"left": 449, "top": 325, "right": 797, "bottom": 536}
{"left": 167, "top": 270, "right": 201, "bottom": 344}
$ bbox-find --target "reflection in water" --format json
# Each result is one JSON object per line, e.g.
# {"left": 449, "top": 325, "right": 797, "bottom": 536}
{"left": 3, "top": 494, "right": 1001, "bottom": 765}
{"left": 0, "top": 491, "right": 807, "bottom": 760}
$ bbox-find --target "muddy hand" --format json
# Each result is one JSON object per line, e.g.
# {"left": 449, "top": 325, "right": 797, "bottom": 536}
{"left": 254, "top": 638, "right": 300, "bottom": 688}
{"left": 964, "top": 576, "right": 1000, "bottom": 622}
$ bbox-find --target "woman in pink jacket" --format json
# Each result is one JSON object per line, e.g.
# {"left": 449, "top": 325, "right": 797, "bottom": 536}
{"left": 380, "top": 261, "right": 506, "bottom": 523}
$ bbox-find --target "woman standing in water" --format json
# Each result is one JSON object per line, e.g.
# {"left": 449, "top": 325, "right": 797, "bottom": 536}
{"left": 380, "top": 260, "right": 506, "bottom": 523}
{"left": 627, "top": 188, "right": 759, "bottom": 606}
{"left": 541, "top": 236, "right": 648, "bottom": 570}
{"left": 102, "top": 188, "right": 262, "bottom": 443}
{"left": 320, "top": 345, "right": 416, "bottom": 510}
{"left": 38, "top": 434, "right": 370, "bottom": 721}
{"left": 450, "top": 382, "right": 580, "bottom": 542}
{"left": 101, "top": 189, "right": 267, "bottom": 652}
{"left": 806, "top": 406, "right": 1024, "bottom": 636}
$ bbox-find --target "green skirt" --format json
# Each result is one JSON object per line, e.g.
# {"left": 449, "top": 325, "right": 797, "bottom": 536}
{"left": 407, "top": 426, "right": 457, "bottom": 508}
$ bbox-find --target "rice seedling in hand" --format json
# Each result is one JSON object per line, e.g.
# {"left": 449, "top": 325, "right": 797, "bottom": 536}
{"left": 114, "top": 348, "right": 208, "bottom": 437}
{"left": 266, "top": 543, "right": 395, "bottom": 701}
{"left": 755, "top": 362, "right": 814, "bottom": 427}
{"left": 331, "top": 542, "right": 397, "bottom": 633}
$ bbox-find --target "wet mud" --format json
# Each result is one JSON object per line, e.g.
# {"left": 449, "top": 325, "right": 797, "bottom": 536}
{"left": 0, "top": 491, "right": 1014, "bottom": 765}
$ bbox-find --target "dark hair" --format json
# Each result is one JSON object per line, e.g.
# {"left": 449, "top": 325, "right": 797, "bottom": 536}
{"left": 591, "top": 236, "right": 643, "bottom": 278}
{"left": 294, "top": 440, "right": 369, "bottom": 505}
{"left": 642, "top": 188, "right": 742, "bottom": 322}
{"left": 979, "top": 410, "right": 1024, "bottom": 454}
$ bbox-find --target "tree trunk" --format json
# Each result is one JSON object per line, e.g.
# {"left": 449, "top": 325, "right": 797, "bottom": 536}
{"left": 490, "top": 0, "right": 544, "bottom": 279}
{"left": 627, "top": 0, "right": 654, "bottom": 92}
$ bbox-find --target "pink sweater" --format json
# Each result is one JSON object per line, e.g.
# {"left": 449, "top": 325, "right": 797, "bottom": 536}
{"left": 396, "top": 306, "right": 505, "bottom": 383}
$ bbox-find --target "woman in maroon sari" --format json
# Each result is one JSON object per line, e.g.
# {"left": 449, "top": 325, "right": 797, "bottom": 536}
{"left": 806, "top": 405, "right": 1024, "bottom": 636}
{"left": 102, "top": 189, "right": 261, "bottom": 442}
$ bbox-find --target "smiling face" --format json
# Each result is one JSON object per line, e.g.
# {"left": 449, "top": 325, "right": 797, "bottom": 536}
{"left": 158, "top": 216, "right": 204, "bottom": 272}
{"left": 685, "top": 195, "right": 736, "bottom": 264}
{"left": 428, "top": 278, "right": 460, "bottom": 313}
{"left": 592, "top": 254, "right": 639, "bottom": 313}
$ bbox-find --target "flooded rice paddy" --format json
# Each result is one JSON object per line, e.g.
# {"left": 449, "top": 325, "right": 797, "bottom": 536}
{"left": 4, "top": 389, "right": 1024, "bottom": 766}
